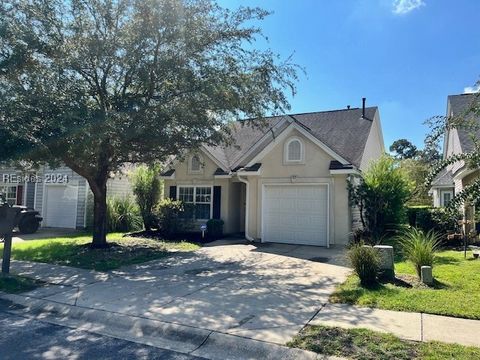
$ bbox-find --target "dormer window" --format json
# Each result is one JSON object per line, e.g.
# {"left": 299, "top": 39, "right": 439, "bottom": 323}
{"left": 189, "top": 154, "right": 203, "bottom": 174}
{"left": 285, "top": 137, "right": 304, "bottom": 163}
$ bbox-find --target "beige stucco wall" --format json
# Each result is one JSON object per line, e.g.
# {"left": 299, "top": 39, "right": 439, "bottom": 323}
{"left": 163, "top": 151, "right": 238, "bottom": 234}
{"left": 360, "top": 111, "right": 384, "bottom": 171}
{"left": 243, "top": 128, "right": 351, "bottom": 245}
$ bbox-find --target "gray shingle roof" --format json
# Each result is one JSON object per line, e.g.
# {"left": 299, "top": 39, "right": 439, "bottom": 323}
{"left": 448, "top": 93, "right": 480, "bottom": 153}
{"left": 208, "top": 107, "right": 378, "bottom": 170}
{"left": 431, "top": 168, "right": 454, "bottom": 187}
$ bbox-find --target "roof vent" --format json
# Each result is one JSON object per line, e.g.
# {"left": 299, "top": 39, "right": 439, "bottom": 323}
{"left": 347, "top": 105, "right": 351, "bottom": 110}
{"left": 362, "top": 97, "right": 366, "bottom": 118}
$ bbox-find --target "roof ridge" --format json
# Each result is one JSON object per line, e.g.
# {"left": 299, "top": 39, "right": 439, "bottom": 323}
{"left": 237, "top": 106, "right": 378, "bottom": 122}
{"left": 448, "top": 93, "right": 478, "bottom": 97}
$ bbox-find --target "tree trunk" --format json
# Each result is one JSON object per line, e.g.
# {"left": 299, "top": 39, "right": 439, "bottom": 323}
{"left": 89, "top": 177, "right": 109, "bottom": 249}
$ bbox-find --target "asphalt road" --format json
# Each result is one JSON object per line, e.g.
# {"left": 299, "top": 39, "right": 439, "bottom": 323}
{"left": 0, "top": 300, "right": 205, "bottom": 360}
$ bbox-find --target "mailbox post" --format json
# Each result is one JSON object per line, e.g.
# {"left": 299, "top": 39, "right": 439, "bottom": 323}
{"left": 0, "top": 201, "right": 20, "bottom": 274}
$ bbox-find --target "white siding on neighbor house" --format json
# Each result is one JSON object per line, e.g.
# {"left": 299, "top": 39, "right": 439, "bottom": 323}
{"left": 107, "top": 175, "right": 134, "bottom": 198}
{"left": 445, "top": 128, "right": 465, "bottom": 176}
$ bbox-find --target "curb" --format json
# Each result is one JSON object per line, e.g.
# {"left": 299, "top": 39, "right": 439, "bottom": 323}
{"left": 1, "top": 293, "right": 332, "bottom": 360}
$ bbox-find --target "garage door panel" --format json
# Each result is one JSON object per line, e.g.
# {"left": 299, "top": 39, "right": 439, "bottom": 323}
{"left": 44, "top": 185, "right": 78, "bottom": 229}
{"left": 263, "top": 185, "right": 328, "bottom": 246}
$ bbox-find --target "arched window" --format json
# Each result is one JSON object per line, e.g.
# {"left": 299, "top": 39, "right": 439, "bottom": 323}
{"left": 285, "top": 137, "right": 304, "bottom": 163}
{"left": 190, "top": 154, "right": 202, "bottom": 173}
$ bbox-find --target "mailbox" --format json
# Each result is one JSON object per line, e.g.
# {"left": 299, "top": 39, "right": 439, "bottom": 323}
{"left": 0, "top": 204, "right": 19, "bottom": 235}
{"left": 0, "top": 203, "right": 20, "bottom": 274}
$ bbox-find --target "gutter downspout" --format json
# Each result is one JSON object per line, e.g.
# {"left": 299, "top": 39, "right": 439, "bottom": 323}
{"left": 237, "top": 175, "right": 254, "bottom": 242}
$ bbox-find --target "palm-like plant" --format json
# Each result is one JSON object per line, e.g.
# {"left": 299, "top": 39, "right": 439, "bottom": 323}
{"left": 399, "top": 228, "right": 442, "bottom": 277}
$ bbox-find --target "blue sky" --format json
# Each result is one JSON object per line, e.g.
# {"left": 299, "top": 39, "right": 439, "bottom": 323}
{"left": 219, "top": 0, "right": 480, "bottom": 149}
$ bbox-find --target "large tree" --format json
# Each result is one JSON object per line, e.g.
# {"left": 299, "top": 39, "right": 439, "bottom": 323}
{"left": 389, "top": 138, "right": 419, "bottom": 159}
{"left": 0, "top": 0, "right": 298, "bottom": 247}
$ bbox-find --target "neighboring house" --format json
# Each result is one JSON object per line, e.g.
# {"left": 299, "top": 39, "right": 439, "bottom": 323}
{"left": 161, "top": 102, "right": 385, "bottom": 247}
{"left": 0, "top": 165, "right": 132, "bottom": 229}
{"left": 430, "top": 93, "right": 480, "bottom": 230}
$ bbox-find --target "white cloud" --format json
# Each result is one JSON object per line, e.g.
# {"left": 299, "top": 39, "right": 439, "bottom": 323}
{"left": 464, "top": 84, "right": 480, "bottom": 94}
{"left": 393, "top": 0, "right": 425, "bottom": 15}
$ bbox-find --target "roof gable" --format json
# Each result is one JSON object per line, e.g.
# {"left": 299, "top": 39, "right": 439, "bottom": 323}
{"left": 447, "top": 93, "right": 480, "bottom": 154}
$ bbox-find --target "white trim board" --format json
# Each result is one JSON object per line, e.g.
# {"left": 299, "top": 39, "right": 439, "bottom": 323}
{"left": 176, "top": 184, "right": 214, "bottom": 221}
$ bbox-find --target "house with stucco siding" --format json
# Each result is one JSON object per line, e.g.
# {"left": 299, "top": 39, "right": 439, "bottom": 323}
{"left": 161, "top": 101, "right": 385, "bottom": 247}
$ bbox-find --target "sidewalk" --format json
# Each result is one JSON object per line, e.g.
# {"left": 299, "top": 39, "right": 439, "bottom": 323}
{"left": 4, "top": 258, "right": 480, "bottom": 354}
{"left": 311, "top": 303, "right": 480, "bottom": 348}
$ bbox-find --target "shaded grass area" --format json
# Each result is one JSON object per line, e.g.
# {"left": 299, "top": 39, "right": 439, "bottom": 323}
{"left": 288, "top": 325, "right": 480, "bottom": 360}
{"left": 331, "top": 250, "right": 480, "bottom": 319}
{"left": 0, "top": 274, "right": 43, "bottom": 294}
{"left": 0, "top": 233, "right": 200, "bottom": 271}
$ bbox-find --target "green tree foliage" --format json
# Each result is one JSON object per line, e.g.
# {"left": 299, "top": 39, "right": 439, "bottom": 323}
{"left": 389, "top": 139, "right": 418, "bottom": 159}
{"left": 0, "top": 0, "right": 298, "bottom": 247}
{"left": 348, "top": 155, "right": 413, "bottom": 236}
{"left": 399, "top": 159, "right": 432, "bottom": 206}
{"left": 131, "top": 165, "right": 162, "bottom": 230}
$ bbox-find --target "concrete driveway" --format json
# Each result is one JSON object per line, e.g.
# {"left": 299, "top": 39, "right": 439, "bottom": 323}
{"left": 23, "top": 241, "right": 350, "bottom": 345}
{"left": 11, "top": 228, "right": 80, "bottom": 243}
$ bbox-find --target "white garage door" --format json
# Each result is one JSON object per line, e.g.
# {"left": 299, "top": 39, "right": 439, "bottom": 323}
{"left": 44, "top": 185, "right": 78, "bottom": 228}
{"left": 263, "top": 185, "right": 328, "bottom": 246}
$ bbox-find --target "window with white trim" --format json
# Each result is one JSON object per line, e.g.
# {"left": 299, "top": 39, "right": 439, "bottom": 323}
{"left": 0, "top": 185, "right": 17, "bottom": 205}
{"left": 178, "top": 186, "right": 212, "bottom": 220}
{"left": 442, "top": 191, "right": 453, "bottom": 207}
{"left": 189, "top": 155, "right": 203, "bottom": 173}
{"left": 285, "top": 137, "right": 304, "bottom": 163}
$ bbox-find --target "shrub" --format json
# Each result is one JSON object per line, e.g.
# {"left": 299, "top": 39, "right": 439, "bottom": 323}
{"left": 399, "top": 228, "right": 441, "bottom": 277}
{"left": 106, "top": 196, "right": 142, "bottom": 232}
{"left": 206, "top": 219, "right": 224, "bottom": 240}
{"left": 131, "top": 165, "right": 162, "bottom": 230}
{"left": 350, "top": 228, "right": 387, "bottom": 247}
{"left": 347, "top": 245, "right": 380, "bottom": 287}
{"left": 406, "top": 206, "right": 461, "bottom": 238}
{"left": 155, "top": 199, "right": 193, "bottom": 237}
{"left": 348, "top": 155, "right": 413, "bottom": 237}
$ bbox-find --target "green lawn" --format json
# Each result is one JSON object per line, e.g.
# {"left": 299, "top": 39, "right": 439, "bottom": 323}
{"left": 331, "top": 250, "right": 480, "bottom": 319}
{"left": 288, "top": 325, "right": 480, "bottom": 360}
{"left": 0, "top": 274, "right": 43, "bottom": 294}
{"left": 0, "top": 233, "right": 200, "bottom": 272}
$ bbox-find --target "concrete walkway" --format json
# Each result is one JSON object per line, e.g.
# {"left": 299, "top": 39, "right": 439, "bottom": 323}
{"left": 311, "top": 303, "right": 480, "bottom": 348}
